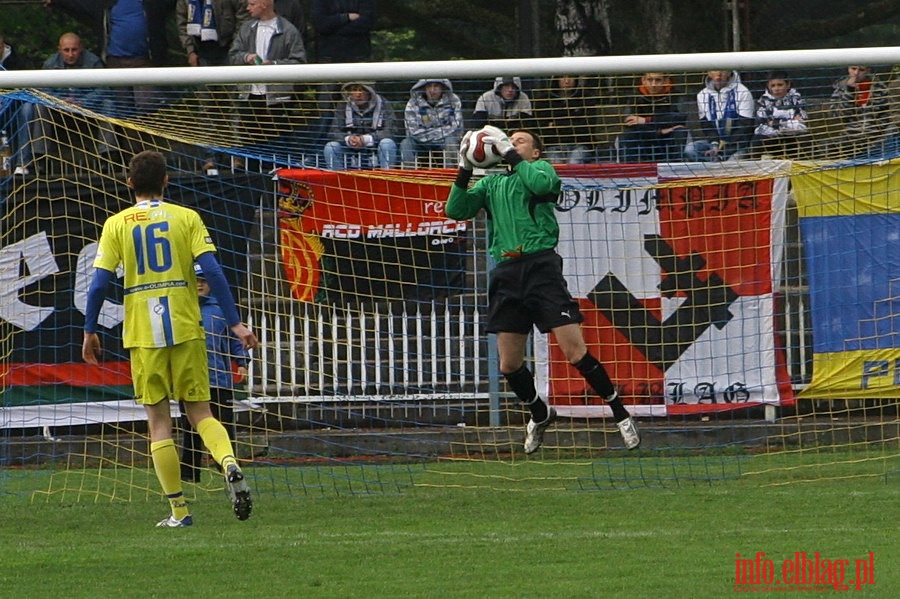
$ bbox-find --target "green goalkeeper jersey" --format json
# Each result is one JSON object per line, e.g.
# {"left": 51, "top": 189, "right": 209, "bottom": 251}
{"left": 445, "top": 159, "right": 562, "bottom": 263}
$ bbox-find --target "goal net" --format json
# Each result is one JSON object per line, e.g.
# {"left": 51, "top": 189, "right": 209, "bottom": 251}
{"left": 0, "top": 51, "right": 897, "bottom": 502}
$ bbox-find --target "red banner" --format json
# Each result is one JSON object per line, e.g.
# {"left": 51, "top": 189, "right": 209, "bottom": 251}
{"left": 276, "top": 169, "right": 466, "bottom": 303}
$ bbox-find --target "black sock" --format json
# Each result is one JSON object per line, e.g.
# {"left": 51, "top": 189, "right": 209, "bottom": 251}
{"left": 503, "top": 364, "right": 537, "bottom": 403}
{"left": 525, "top": 396, "right": 549, "bottom": 423}
{"left": 573, "top": 352, "right": 615, "bottom": 398}
{"left": 503, "top": 365, "right": 548, "bottom": 422}
{"left": 605, "top": 395, "right": 631, "bottom": 423}
{"left": 574, "top": 352, "right": 630, "bottom": 422}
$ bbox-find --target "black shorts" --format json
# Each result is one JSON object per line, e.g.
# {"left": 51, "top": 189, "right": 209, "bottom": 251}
{"left": 486, "top": 249, "right": 584, "bottom": 334}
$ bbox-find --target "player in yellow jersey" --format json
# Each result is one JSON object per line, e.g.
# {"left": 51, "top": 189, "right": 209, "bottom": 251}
{"left": 82, "top": 150, "right": 259, "bottom": 527}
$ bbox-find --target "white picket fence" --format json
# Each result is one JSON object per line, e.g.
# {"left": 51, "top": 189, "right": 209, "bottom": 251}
{"left": 248, "top": 298, "right": 492, "bottom": 404}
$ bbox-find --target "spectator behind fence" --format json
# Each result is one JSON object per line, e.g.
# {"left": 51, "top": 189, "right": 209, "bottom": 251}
{"left": 617, "top": 72, "right": 687, "bottom": 163}
{"left": 324, "top": 81, "right": 396, "bottom": 170}
{"left": 177, "top": 0, "right": 250, "bottom": 172}
{"left": 889, "top": 65, "right": 900, "bottom": 150}
{"left": 471, "top": 76, "right": 536, "bottom": 132}
{"left": 178, "top": 0, "right": 248, "bottom": 66}
{"left": 829, "top": 65, "right": 894, "bottom": 159}
{"left": 308, "top": 1, "right": 378, "bottom": 157}
{"left": 310, "top": 0, "right": 376, "bottom": 63}
{"left": 750, "top": 70, "right": 809, "bottom": 159}
{"left": 229, "top": 0, "right": 306, "bottom": 126}
{"left": 44, "top": 0, "right": 173, "bottom": 113}
{"left": 400, "top": 79, "right": 463, "bottom": 169}
{"left": 531, "top": 75, "right": 595, "bottom": 164}
{"left": 15, "top": 33, "right": 117, "bottom": 177}
{"left": 684, "top": 70, "right": 754, "bottom": 162}
{"left": 275, "top": 0, "right": 305, "bottom": 35}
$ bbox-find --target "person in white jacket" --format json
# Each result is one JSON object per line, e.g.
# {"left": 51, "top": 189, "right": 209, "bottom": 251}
{"left": 684, "top": 70, "right": 755, "bottom": 162}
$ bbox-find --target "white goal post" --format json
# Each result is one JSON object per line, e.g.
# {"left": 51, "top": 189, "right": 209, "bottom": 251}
{"left": 2, "top": 47, "right": 900, "bottom": 88}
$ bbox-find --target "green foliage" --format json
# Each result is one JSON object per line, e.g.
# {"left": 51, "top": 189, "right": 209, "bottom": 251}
{"left": 371, "top": 29, "right": 420, "bottom": 63}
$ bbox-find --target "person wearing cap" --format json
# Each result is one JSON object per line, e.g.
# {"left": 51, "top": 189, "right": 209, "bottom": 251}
{"left": 179, "top": 263, "right": 251, "bottom": 482}
{"left": 471, "top": 76, "right": 537, "bottom": 132}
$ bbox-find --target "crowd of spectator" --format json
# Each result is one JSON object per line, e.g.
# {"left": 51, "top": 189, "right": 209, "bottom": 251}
{"left": 311, "top": 64, "right": 899, "bottom": 169}
{"left": 1, "top": 0, "right": 898, "bottom": 173}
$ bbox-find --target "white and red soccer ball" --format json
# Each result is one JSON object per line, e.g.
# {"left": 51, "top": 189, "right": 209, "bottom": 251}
{"left": 463, "top": 127, "right": 504, "bottom": 168}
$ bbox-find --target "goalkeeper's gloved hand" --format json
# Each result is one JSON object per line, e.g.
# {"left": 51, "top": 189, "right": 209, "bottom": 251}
{"left": 458, "top": 130, "right": 474, "bottom": 171}
{"left": 481, "top": 125, "right": 514, "bottom": 158}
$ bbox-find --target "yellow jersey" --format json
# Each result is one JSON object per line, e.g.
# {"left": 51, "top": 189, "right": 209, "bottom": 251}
{"left": 94, "top": 199, "right": 217, "bottom": 348}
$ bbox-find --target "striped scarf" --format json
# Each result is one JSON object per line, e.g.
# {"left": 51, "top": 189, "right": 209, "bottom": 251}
{"left": 709, "top": 89, "right": 738, "bottom": 139}
{"left": 187, "top": 0, "right": 218, "bottom": 42}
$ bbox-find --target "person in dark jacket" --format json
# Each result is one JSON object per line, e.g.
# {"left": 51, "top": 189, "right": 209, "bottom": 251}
{"left": 1, "top": 34, "right": 27, "bottom": 175}
{"left": 828, "top": 65, "right": 893, "bottom": 159}
{"left": 324, "top": 81, "right": 396, "bottom": 169}
{"left": 308, "top": 1, "right": 377, "bottom": 149}
{"left": 275, "top": 0, "right": 305, "bottom": 38}
{"left": 16, "top": 33, "right": 117, "bottom": 176}
{"left": 310, "top": 0, "right": 376, "bottom": 63}
{"left": 532, "top": 75, "right": 596, "bottom": 164}
{"left": 617, "top": 72, "right": 687, "bottom": 163}
{"left": 177, "top": 0, "right": 249, "bottom": 172}
{"left": 177, "top": 0, "right": 248, "bottom": 66}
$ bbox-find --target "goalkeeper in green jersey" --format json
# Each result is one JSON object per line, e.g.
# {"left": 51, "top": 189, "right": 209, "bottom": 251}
{"left": 445, "top": 127, "right": 640, "bottom": 454}
{"left": 82, "top": 150, "right": 259, "bottom": 527}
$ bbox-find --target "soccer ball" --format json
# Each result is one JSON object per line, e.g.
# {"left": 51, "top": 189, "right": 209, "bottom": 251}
{"left": 464, "top": 127, "right": 504, "bottom": 168}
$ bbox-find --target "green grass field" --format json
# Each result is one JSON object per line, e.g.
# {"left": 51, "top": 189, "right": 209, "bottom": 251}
{"left": 1, "top": 456, "right": 896, "bottom": 598}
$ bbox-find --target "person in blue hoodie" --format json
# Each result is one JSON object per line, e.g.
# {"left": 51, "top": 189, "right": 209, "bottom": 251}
{"left": 179, "top": 263, "right": 250, "bottom": 483}
{"left": 400, "top": 78, "right": 463, "bottom": 169}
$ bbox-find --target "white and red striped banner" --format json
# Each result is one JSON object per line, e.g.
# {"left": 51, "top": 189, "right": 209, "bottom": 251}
{"left": 538, "top": 163, "right": 795, "bottom": 417}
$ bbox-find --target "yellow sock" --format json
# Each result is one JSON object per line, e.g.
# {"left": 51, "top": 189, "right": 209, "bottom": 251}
{"left": 196, "top": 417, "right": 237, "bottom": 470}
{"left": 150, "top": 439, "right": 190, "bottom": 520}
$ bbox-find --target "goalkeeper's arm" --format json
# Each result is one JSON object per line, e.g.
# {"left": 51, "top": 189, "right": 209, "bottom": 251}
{"left": 454, "top": 130, "right": 475, "bottom": 189}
